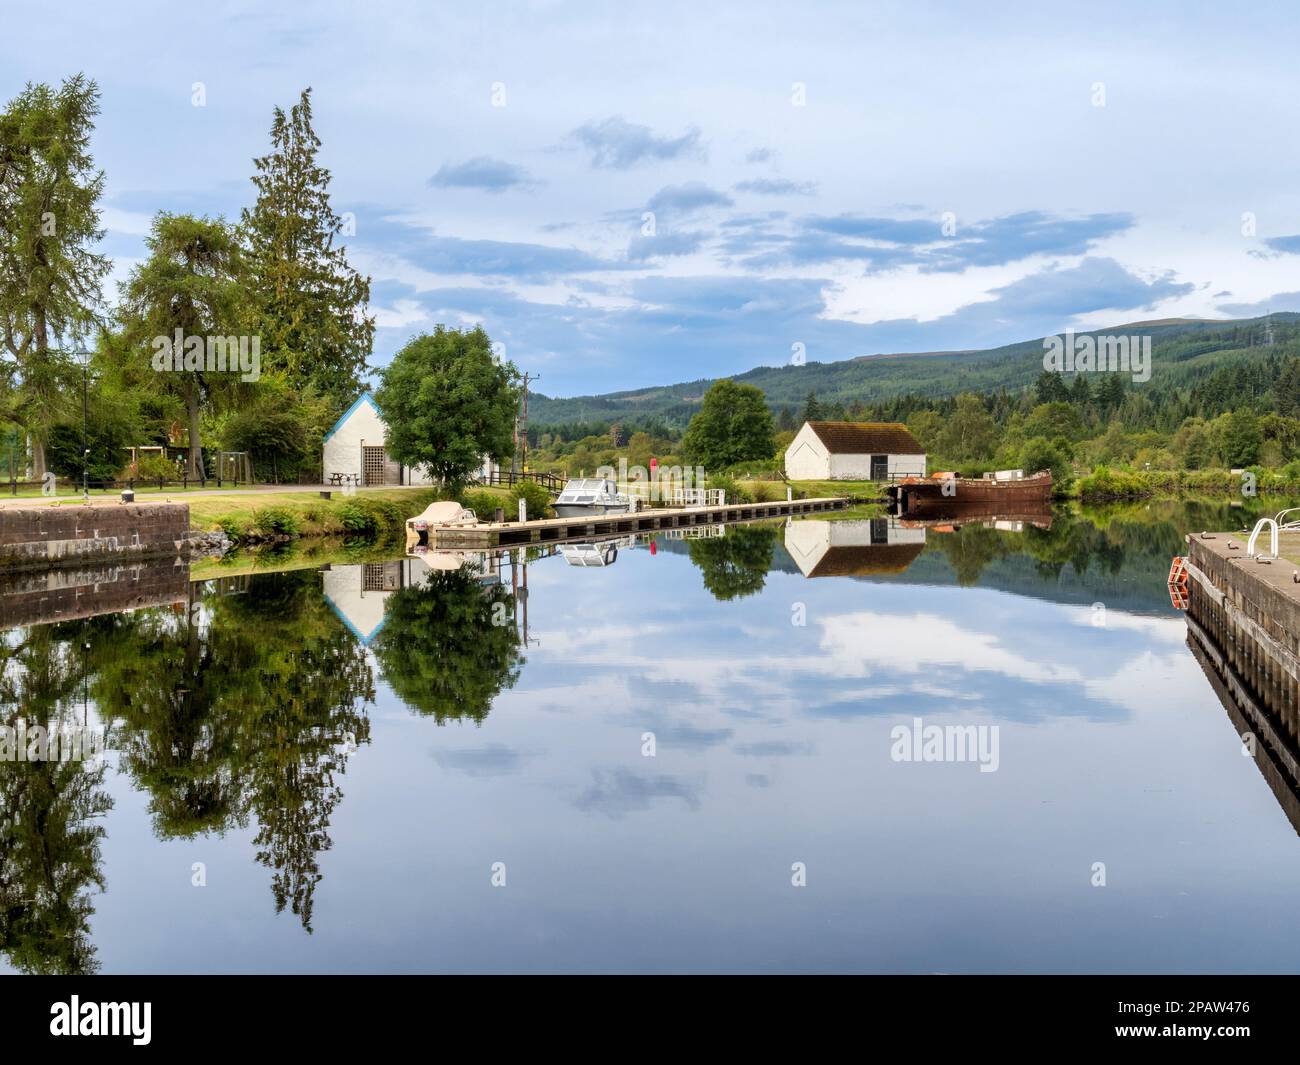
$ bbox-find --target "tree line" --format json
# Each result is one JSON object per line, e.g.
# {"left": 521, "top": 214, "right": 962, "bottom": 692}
{"left": 0, "top": 76, "right": 372, "bottom": 485}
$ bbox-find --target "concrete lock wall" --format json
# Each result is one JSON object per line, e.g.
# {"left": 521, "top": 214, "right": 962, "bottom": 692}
{"left": 0, "top": 503, "right": 190, "bottom": 571}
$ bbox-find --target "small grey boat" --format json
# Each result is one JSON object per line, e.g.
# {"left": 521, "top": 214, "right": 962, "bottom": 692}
{"left": 554, "top": 477, "right": 632, "bottom": 518}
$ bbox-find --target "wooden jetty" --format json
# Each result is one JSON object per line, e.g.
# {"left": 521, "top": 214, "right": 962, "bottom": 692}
{"left": 429, "top": 496, "right": 850, "bottom": 549}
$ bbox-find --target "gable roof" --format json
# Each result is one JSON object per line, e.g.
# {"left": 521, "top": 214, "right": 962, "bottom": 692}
{"left": 804, "top": 421, "right": 924, "bottom": 455}
{"left": 323, "top": 393, "right": 380, "bottom": 443}
{"left": 807, "top": 542, "right": 925, "bottom": 577}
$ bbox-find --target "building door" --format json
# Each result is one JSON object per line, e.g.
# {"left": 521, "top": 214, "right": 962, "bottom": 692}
{"left": 870, "top": 455, "right": 888, "bottom": 480}
{"left": 363, "top": 446, "right": 389, "bottom": 486}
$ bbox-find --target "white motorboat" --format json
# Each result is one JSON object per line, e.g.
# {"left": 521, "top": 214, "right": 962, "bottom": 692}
{"left": 554, "top": 477, "right": 632, "bottom": 518}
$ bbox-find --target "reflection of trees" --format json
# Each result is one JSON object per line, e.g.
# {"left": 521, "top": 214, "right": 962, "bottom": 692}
{"left": 91, "top": 571, "right": 374, "bottom": 933}
{"left": 371, "top": 569, "right": 523, "bottom": 724}
{"left": 928, "top": 524, "right": 1013, "bottom": 586}
{"left": 926, "top": 501, "right": 1214, "bottom": 595}
{"left": 0, "top": 625, "right": 112, "bottom": 974}
{"left": 688, "top": 525, "right": 777, "bottom": 600}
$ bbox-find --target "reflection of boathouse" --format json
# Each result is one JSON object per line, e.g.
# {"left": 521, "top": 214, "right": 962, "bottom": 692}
{"left": 323, "top": 555, "right": 502, "bottom": 643}
{"left": 784, "top": 518, "right": 925, "bottom": 578}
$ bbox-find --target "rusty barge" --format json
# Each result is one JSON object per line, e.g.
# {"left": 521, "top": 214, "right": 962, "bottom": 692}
{"left": 887, "top": 470, "right": 1053, "bottom": 520}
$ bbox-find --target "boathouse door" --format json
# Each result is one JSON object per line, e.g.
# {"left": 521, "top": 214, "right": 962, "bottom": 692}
{"left": 363, "top": 445, "right": 400, "bottom": 485}
{"left": 870, "top": 455, "right": 888, "bottom": 481}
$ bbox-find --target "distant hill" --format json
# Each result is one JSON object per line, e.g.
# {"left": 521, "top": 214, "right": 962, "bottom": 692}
{"left": 527, "top": 313, "right": 1298, "bottom": 429}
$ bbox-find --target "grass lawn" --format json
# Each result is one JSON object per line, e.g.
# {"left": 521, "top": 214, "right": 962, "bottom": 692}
{"left": 186, "top": 486, "right": 475, "bottom": 530}
{"left": 0, "top": 482, "right": 246, "bottom": 500}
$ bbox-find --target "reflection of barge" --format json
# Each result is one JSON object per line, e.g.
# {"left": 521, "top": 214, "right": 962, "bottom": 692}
{"left": 887, "top": 470, "right": 1052, "bottom": 519}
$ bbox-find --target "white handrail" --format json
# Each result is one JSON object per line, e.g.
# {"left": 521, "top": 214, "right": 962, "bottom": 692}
{"left": 1247, "top": 517, "right": 1279, "bottom": 560}
{"left": 1274, "top": 506, "right": 1300, "bottom": 530}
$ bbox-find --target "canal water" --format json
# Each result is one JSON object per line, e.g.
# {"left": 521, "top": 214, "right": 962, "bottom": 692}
{"left": 3, "top": 499, "right": 1299, "bottom": 974}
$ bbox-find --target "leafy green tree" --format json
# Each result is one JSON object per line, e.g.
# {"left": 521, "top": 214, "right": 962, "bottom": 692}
{"left": 937, "top": 393, "right": 998, "bottom": 461}
{"left": 116, "top": 213, "right": 247, "bottom": 478}
{"left": 1219, "top": 408, "right": 1262, "bottom": 467}
{"left": 241, "top": 88, "right": 373, "bottom": 412}
{"left": 906, "top": 409, "right": 944, "bottom": 452}
{"left": 1023, "top": 401, "right": 1084, "bottom": 442}
{"left": 801, "top": 391, "right": 823, "bottom": 423}
{"left": 1019, "top": 436, "right": 1072, "bottom": 490}
{"left": 0, "top": 75, "right": 109, "bottom": 478}
{"left": 219, "top": 377, "right": 332, "bottom": 483}
{"left": 681, "top": 379, "right": 775, "bottom": 469}
{"left": 375, "top": 326, "right": 520, "bottom": 489}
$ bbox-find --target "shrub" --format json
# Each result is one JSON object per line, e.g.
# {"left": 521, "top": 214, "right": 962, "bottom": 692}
{"left": 131, "top": 453, "right": 177, "bottom": 483}
{"left": 335, "top": 501, "right": 377, "bottom": 535}
{"left": 460, "top": 489, "right": 503, "bottom": 521}
{"left": 1075, "top": 465, "right": 1150, "bottom": 500}
{"left": 251, "top": 505, "right": 301, "bottom": 539}
{"left": 749, "top": 480, "right": 778, "bottom": 502}
{"left": 509, "top": 480, "right": 553, "bottom": 520}
{"left": 707, "top": 473, "right": 751, "bottom": 504}
{"left": 216, "top": 515, "right": 250, "bottom": 541}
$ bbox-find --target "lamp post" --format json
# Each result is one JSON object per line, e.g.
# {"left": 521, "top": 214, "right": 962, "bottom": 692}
{"left": 75, "top": 349, "right": 91, "bottom": 502}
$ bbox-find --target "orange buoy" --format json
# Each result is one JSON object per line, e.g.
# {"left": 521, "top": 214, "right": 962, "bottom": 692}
{"left": 1168, "top": 556, "right": 1190, "bottom": 610}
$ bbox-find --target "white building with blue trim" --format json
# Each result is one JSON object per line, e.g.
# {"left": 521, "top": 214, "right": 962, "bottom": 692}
{"left": 322, "top": 393, "right": 438, "bottom": 486}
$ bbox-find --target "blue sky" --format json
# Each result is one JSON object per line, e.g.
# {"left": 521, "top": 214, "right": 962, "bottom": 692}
{"left": 6, "top": 0, "right": 1300, "bottom": 396}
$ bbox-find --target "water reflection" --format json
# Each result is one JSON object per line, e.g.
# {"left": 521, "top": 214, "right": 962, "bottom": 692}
{"left": 1, "top": 497, "right": 1298, "bottom": 973}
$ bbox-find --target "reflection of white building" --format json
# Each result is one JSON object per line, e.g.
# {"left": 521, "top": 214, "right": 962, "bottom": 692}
{"left": 322, "top": 559, "right": 432, "bottom": 644}
{"left": 784, "top": 518, "right": 925, "bottom": 578}
{"left": 323, "top": 554, "right": 503, "bottom": 643}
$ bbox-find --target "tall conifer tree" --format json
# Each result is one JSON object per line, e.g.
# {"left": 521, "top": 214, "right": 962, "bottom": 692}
{"left": 0, "top": 74, "right": 108, "bottom": 478}
{"left": 241, "top": 89, "right": 373, "bottom": 414}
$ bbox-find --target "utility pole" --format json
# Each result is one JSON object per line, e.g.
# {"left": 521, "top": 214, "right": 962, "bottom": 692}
{"left": 520, "top": 372, "right": 538, "bottom": 474}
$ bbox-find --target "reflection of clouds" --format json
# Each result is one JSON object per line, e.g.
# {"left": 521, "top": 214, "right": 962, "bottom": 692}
{"left": 804, "top": 671, "right": 1111, "bottom": 723}
{"left": 745, "top": 773, "right": 772, "bottom": 788}
{"left": 432, "top": 743, "right": 536, "bottom": 776}
{"left": 516, "top": 573, "right": 1185, "bottom": 731}
{"left": 734, "top": 740, "right": 812, "bottom": 757}
{"left": 1063, "top": 607, "right": 1187, "bottom": 644}
{"left": 653, "top": 723, "right": 733, "bottom": 751}
{"left": 817, "top": 612, "right": 1081, "bottom": 685}
{"left": 574, "top": 768, "right": 704, "bottom": 819}
{"left": 1083, "top": 649, "right": 1210, "bottom": 714}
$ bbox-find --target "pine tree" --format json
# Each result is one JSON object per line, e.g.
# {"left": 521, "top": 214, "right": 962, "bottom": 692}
{"left": 0, "top": 74, "right": 109, "bottom": 478}
{"left": 241, "top": 89, "right": 372, "bottom": 414}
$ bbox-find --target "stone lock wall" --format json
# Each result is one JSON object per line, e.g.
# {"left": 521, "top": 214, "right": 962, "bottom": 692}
{"left": 0, "top": 503, "right": 190, "bottom": 571}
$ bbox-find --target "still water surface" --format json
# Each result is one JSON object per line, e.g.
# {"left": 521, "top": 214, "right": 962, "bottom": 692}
{"left": 3, "top": 500, "right": 1299, "bottom": 973}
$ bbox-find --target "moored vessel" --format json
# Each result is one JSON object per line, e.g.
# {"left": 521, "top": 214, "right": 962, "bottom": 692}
{"left": 553, "top": 477, "right": 633, "bottom": 518}
{"left": 887, "top": 469, "right": 1053, "bottom": 519}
